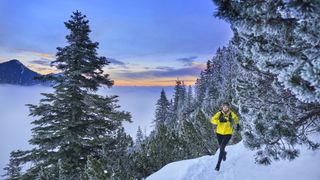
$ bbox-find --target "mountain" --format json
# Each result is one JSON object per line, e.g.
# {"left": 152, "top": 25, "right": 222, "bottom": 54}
{"left": 0, "top": 59, "right": 43, "bottom": 85}
{"left": 147, "top": 141, "right": 320, "bottom": 180}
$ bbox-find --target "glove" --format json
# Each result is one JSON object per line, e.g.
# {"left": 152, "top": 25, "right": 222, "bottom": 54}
{"left": 236, "top": 124, "right": 241, "bottom": 131}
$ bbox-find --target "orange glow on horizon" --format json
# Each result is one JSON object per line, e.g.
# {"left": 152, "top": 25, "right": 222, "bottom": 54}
{"left": 27, "top": 64, "right": 59, "bottom": 75}
{"left": 27, "top": 64, "right": 199, "bottom": 86}
{"left": 113, "top": 77, "right": 197, "bottom": 86}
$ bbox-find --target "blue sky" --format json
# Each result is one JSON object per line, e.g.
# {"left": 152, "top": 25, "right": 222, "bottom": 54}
{"left": 0, "top": 0, "right": 232, "bottom": 86}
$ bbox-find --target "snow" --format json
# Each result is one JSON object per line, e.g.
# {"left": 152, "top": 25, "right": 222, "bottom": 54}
{"left": 147, "top": 141, "right": 320, "bottom": 180}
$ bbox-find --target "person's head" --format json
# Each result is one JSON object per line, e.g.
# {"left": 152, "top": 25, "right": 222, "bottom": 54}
{"left": 221, "top": 102, "right": 230, "bottom": 113}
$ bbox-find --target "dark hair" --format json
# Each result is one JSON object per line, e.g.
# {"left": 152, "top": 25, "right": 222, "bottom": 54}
{"left": 222, "top": 102, "right": 230, "bottom": 107}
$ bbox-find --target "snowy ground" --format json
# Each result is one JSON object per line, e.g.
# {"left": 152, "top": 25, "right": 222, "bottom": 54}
{"left": 147, "top": 141, "right": 320, "bottom": 180}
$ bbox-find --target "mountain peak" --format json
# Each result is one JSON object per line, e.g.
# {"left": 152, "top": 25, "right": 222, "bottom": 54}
{"left": 6, "top": 59, "right": 22, "bottom": 63}
{"left": 0, "top": 59, "right": 42, "bottom": 86}
{"left": 1, "top": 59, "right": 24, "bottom": 67}
{"left": 8, "top": 59, "right": 21, "bottom": 63}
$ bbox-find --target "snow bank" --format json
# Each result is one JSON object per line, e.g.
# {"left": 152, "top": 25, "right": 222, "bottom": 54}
{"left": 147, "top": 141, "right": 320, "bottom": 180}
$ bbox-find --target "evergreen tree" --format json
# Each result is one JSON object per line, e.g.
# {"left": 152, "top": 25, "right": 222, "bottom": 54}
{"left": 213, "top": 0, "right": 320, "bottom": 164}
{"left": 195, "top": 72, "right": 206, "bottom": 107}
{"left": 193, "top": 110, "right": 218, "bottom": 155}
{"left": 128, "top": 138, "right": 154, "bottom": 179}
{"left": 2, "top": 151, "right": 22, "bottom": 180}
{"left": 181, "top": 110, "right": 218, "bottom": 158}
{"left": 146, "top": 124, "right": 183, "bottom": 172}
{"left": 4, "top": 11, "right": 131, "bottom": 179}
{"left": 102, "top": 127, "right": 133, "bottom": 179}
{"left": 185, "top": 85, "right": 194, "bottom": 114}
{"left": 171, "top": 80, "right": 187, "bottom": 131}
{"left": 173, "top": 80, "right": 186, "bottom": 112}
{"left": 85, "top": 156, "right": 111, "bottom": 180}
{"left": 204, "top": 57, "right": 221, "bottom": 114}
{"left": 154, "top": 89, "right": 170, "bottom": 126}
{"left": 136, "top": 126, "right": 144, "bottom": 146}
{"left": 194, "top": 45, "right": 238, "bottom": 117}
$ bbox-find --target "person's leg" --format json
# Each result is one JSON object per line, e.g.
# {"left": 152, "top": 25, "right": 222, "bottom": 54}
{"left": 222, "top": 135, "right": 232, "bottom": 161}
{"left": 215, "top": 134, "right": 232, "bottom": 171}
{"left": 215, "top": 134, "right": 226, "bottom": 170}
{"left": 216, "top": 133, "right": 223, "bottom": 146}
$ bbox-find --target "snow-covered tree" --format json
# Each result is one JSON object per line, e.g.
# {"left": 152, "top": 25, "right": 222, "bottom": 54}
{"left": 3, "top": 11, "right": 132, "bottom": 179}
{"left": 185, "top": 85, "right": 195, "bottom": 114}
{"left": 102, "top": 127, "right": 133, "bottom": 179}
{"left": 136, "top": 126, "right": 145, "bottom": 146}
{"left": 2, "top": 151, "right": 22, "bottom": 180}
{"left": 213, "top": 0, "right": 320, "bottom": 164}
{"left": 145, "top": 123, "right": 184, "bottom": 171}
{"left": 165, "top": 80, "right": 187, "bottom": 131}
{"left": 85, "top": 156, "right": 110, "bottom": 180}
{"left": 195, "top": 72, "right": 207, "bottom": 107}
{"left": 194, "top": 45, "right": 238, "bottom": 117}
{"left": 173, "top": 80, "right": 187, "bottom": 113}
{"left": 181, "top": 110, "right": 218, "bottom": 157}
{"left": 154, "top": 89, "right": 170, "bottom": 126}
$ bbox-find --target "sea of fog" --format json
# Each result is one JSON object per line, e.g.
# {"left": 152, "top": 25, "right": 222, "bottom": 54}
{"left": 0, "top": 84, "right": 174, "bottom": 176}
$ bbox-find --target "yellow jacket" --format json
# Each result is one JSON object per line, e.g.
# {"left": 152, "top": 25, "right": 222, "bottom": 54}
{"left": 211, "top": 110, "right": 239, "bottom": 135}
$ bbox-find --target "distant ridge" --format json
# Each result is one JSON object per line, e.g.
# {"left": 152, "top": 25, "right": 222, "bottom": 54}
{"left": 0, "top": 59, "right": 44, "bottom": 85}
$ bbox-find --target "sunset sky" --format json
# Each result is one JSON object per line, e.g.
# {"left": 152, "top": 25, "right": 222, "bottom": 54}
{"left": 0, "top": 0, "right": 232, "bottom": 86}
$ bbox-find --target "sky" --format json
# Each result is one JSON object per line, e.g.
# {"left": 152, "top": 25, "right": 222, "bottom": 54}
{"left": 0, "top": 0, "right": 232, "bottom": 86}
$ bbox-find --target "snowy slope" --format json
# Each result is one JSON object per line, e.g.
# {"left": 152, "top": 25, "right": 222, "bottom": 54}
{"left": 147, "top": 141, "right": 320, "bottom": 180}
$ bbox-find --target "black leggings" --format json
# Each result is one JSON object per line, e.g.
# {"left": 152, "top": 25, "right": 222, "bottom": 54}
{"left": 216, "top": 133, "right": 232, "bottom": 166}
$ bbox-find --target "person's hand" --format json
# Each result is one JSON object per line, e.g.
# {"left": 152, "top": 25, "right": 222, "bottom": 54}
{"left": 236, "top": 124, "right": 241, "bottom": 131}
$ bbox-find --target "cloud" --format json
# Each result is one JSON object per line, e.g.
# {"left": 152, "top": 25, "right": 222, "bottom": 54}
{"left": 107, "top": 58, "right": 125, "bottom": 65}
{"left": 114, "top": 65, "right": 203, "bottom": 79}
{"left": 26, "top": 64, "right": 58, "bottom": 75}
{"left": 177, "top": 56, "right": 198, "bottom": 66}
{"left": 106, "top": 58, "right": 129, "bottom": 69}
{"left": 155, "top": 66, "right": 174, "bottom": 70}
{"left": 30, "top": 58, "right": 52, "bottom": 66}
{"left": 114, "top": 78, "right": 197, "bottom": 86}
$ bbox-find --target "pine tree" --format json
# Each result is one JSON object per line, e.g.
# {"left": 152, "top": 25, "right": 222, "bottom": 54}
{"left": 85, "top": 156, "right": 111, "bottom": 180}
{"left": 195, "top": 72, "right": 206, "bottom": 107}
{"left": 181, "top": 110, "right": 218, "bottom": 158}
{"left": 185, "top": 85, "right": 194, "bottom": 114}
{"left": 193, "top": 110, "right": 218, "bottom": 155}
{"left": 173, "top": 80, "right": 186, "bottom": 112}
{"left": 136, "top": 126, "right": 144, "bottom": 146}
{"left": 171, "top": 80, "right": 187, "bottom": 131}
{"left": 4, "top": 11, "right": 131, "bottom": 179}
{"left": 154, "top": 89, "right": 170, "bottom": 126}
{"left": 204, "top": 57, "right": 221, "bottom": 114}
{"left": 193, "top": 45, "right": 238, "bottom": 117}
{"left": 101, "top": 127, "right": 133, "bottom": 179}
{"left": 213, "top": 0, "right": 320, "bottom": 164}
{"left": 130, "top": 86, "right": 192, "bottom": 178}
{"left": 146, "top": 124, "right": 183, "bottom": 172}
{"left": 128, "top": 139, "right": 152, "bottom": 179}
{"left": 2, "top": 151, "right": 22, "bottom": 180}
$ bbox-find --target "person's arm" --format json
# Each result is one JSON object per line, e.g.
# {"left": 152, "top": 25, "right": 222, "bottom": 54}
{"left": 211, "top": 112, "right": 221, "bottom": 125}
{"left": 231, "top": 111, "right": 239, "bottom": 125}
{"left": 231, "top": 111, "right": 241, "bottom": 131}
